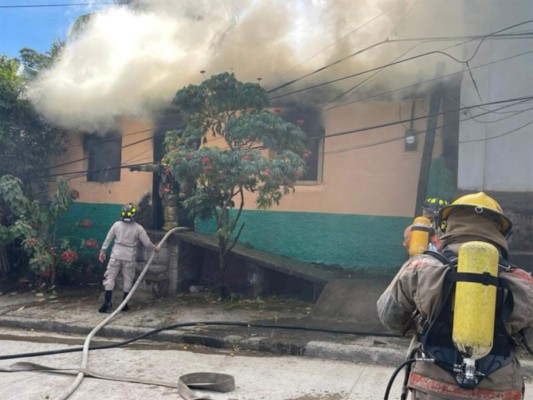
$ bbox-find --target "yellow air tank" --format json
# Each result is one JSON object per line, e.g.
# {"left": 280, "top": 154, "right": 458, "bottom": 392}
{"left": 452, "top": 241, "right": 499, "bottom": 360}
{"left": 408, "top": 216, "right": 432, "bottom": 256}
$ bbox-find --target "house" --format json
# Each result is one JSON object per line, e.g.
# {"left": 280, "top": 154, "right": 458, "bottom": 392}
{"left": 49, "top": 0, "right": 532, "bottom": 297}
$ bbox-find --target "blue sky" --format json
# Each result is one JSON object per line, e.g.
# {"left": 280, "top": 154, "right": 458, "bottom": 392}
{"left": 0, "top": 1, "right": 112, "bottom": 59}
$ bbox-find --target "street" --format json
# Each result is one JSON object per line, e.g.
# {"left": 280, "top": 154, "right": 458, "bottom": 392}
{"left": 0, "top": 327, "right": 405, "bottom": 400}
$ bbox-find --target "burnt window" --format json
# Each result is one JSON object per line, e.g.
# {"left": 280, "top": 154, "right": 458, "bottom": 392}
{"left": 281, "top": 105, "right": 324, "bottom": 183}
{"left": 84, "top": 131, "right": 122, "bottom": 182}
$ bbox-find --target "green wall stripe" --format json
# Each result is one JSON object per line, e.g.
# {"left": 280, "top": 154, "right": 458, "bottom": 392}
{"left": 61, "top": 203, "right": 413, "bottom": 274}
{"left": 196, "top": 210, "right": 412, "bottom": 273}
{"left": 56, "top": 202, "right": 122, "bottom": 251}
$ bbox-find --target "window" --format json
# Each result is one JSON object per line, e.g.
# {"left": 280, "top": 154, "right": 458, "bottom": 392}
{"left": 84, "top": 131, "right": 122, "bottom": 182}
{"left": 280, "top": 105, "right": 324, "bottom": 184}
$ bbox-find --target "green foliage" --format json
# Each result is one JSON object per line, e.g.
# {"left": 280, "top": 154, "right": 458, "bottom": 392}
{"left": 0, "top": 53, "right": 66, "bottom": 182}
{"left": 163, "top": 72, "right": 308, "bottom": 290}
{"left": 0, "top": 175, "right": 95, "bottom": 284}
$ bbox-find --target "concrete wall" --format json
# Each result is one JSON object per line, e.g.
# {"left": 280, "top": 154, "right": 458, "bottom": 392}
{"left": 458, "top": 0, "right": 533, "bottom": 191}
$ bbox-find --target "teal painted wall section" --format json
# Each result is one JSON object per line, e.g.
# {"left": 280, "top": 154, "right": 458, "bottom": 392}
{"left": 196, "top": 210, "right": 412, "bottom": 273}
{"left": 427, "top": 157, "right": 456, "bottom": 201}
{"left": 56, "top": 202, "right": 122, "bottom": 252}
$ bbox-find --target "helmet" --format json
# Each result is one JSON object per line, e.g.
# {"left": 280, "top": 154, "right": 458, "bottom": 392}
{"left": 438, "top": 192, "right": 512, "bottom": 236}
{"left": 121, "top": 203, "right": 138, "bottom": 222}
{"left": 422, "top": 197, "right": 449, "bottom": 214}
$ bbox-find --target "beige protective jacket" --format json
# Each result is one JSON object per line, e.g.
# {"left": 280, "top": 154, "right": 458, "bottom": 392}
{"left": 377, "top": 243, "right": 533, "bottom": 400}
{"left": 101, "top": 221, "right": 156, "bottom": 262}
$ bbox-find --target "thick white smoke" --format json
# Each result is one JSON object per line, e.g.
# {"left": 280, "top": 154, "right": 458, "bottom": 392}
{"left": 26, "top": 0, "right": 468, "bottom": 131}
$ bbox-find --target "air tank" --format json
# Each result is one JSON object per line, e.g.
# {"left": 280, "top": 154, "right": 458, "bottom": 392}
{"left": 408, "top": 216, "right": 432, "bottom": 256}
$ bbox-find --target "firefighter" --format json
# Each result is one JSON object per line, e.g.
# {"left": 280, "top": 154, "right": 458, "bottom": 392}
{"left": 98, "top": 203, "right": 161, "bottom": 313}
{"left": 402, "top": 197, "right": 449, "bottom": 254}
{"left": 378, "top": 192, "right": 533, "bottom": 399}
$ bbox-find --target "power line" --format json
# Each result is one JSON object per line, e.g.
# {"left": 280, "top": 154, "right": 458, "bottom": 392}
{"left": 265, "top": 0, "right": 403, "bottom": 87}
{"left": 39, "top": 96, "right": 533, "bottom": 181}
{"left": 325, "top": 49, "right": 533, "bottom": 111}
{"left": 268, "top": 19, "right": 533, "bottom": 100}
{"left": 459, "top": 119, "right": 533, "bottom": 144}
{"left": 323, "top": 100, "right": 533, "bottom": 156}
{"left": 0, "top": 2, "right": 113, "bottom": 8}
{"left": 315, "top": 96, "right": 533, "bottom": 142}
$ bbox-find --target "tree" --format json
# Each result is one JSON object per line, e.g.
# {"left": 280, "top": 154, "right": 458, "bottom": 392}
{"left": 163, "top": 73, "right": 308, "bottom": 298}
{"left": 0, "top": 49, "right": 66, "bottom": 274}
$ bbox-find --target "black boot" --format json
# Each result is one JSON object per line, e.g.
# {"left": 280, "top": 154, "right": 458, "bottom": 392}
{"left": 121, "top": 292, "right": 130, "bottom": 312}
{"left": 98, "top": 290, "right": 113, "bottom": 313}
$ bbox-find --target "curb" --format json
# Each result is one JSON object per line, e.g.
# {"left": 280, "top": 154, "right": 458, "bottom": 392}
{"left": 0, "top": 316, "right": 405, "bottom": 366}
{"left": 2, "top": 315, "right": 532, "bottom": 378}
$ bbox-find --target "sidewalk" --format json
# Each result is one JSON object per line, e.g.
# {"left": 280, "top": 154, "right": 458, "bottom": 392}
{"left": 0, "top": 284, "right": 532, "bottom": 378}
{"left": 0, "top": 284, "right": 411, "bottom": 366}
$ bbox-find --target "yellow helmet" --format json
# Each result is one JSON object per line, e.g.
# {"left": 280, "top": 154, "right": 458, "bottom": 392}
{"left": 438, "top": 192, "right": 512, "bottom": 236}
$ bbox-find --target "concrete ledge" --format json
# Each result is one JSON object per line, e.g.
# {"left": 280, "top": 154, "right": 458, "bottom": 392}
{"left": 173, "top": 230, "right": 350, "bottom": 285}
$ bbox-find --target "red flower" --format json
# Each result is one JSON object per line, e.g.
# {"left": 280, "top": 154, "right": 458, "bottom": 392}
{"left": 80, "top": 219, "right": 93, "bottom": 228}
{"left": 200, "top": 157, "right": 210, "bottom": 164}
{"left": 296, "top": 119, "right": 305, "bottom": 126}
{"left": 61, "top": 249, "right": 79, "bottom": 264}
{"left": 303, "top": 151, "right": 312, "bottom": 159}
{"left": 84, "top": 239, "right": 99, "bottom": 248}
{"left": 274, "top": 108, "right": 282, "bottom": 114}
{"left": 203, "top": 165, "right": 213, "bottom": 172}
{"left": 186, "top": 154, "right": 193, "bottom": 160}
{"left": 242, "top": 154, "right": 250, "bottom": 161}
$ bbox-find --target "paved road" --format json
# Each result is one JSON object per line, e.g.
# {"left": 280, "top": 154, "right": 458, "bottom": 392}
{"left": 0, "top": 328, "right": 405, "bottom": 400}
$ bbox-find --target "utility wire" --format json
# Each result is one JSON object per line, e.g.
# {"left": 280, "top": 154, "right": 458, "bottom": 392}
{"left": 265, "top": 0, "right": 403, "bottom": 87}
{"left": 325, "top": 49, "right": 533, "bottom": 111}
{"left": 323, "top": 99, "right": 533, "bottom": 156}
{"left": 0, "top": 2, "right": 113, "bottom": 8}
{"left": 38, "top": 96, "right": 533, "bottom": 181}
{"left": 268, "top": 19, "right": 533, "bottom": 99}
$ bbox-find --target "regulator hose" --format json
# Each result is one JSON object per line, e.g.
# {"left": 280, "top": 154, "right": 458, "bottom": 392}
{"left": 55, "top": 226, "right": 190, "bottom": 400}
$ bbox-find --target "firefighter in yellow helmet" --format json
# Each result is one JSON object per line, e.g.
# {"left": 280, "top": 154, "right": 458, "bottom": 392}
{"left": 98, "top": 203, "right": 161, "bottom": 313}
{"left": 402, "top": 197, "right": 449, "bottom": 254}
{"left": 378, "top": 192, "right": 533, "bottom": 399}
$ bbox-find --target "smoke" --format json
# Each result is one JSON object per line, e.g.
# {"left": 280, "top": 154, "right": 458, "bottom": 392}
{"left": 26, "top": 0, "right": 469, "bottom": 132}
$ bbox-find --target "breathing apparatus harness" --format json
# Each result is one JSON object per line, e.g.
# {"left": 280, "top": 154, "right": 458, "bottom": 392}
{"left": 418, "top": 249, "right": 517, "bottom": 389}
{"left": 385, "top": 248, "right": 519, "bottom": 400}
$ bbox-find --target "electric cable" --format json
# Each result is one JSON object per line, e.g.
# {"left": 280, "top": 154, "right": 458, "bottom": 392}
{"left": 0, "top": 2, "right": 113, "bottom": 8}
{"left": 34, "top": 95, "right": 533, "bottom": 182}
{"left": 325, "top": 49, "right": 533, "bottom": 110}
{"left": 268, "top": 19, "right": 533, "bottom": 100}
{"left": 265, "top": 1, "right": 403, "bottom": 87}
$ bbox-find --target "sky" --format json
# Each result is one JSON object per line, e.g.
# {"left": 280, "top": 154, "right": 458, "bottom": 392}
{"left": 0, "top": 1, "right": 113, "bottom": 59}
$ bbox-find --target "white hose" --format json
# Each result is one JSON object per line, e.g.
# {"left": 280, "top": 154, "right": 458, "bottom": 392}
{"left": 56, "top": 227, "right": 189, "bottom": 400}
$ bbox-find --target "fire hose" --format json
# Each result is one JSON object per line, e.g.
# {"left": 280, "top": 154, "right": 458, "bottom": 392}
{"left": 53, "top": 226, "right": 235, "bottom": 400}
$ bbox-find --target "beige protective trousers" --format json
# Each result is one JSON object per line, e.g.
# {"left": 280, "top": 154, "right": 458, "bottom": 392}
{"left": 102, "top": 258, "right": 136, "bottom": 292}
